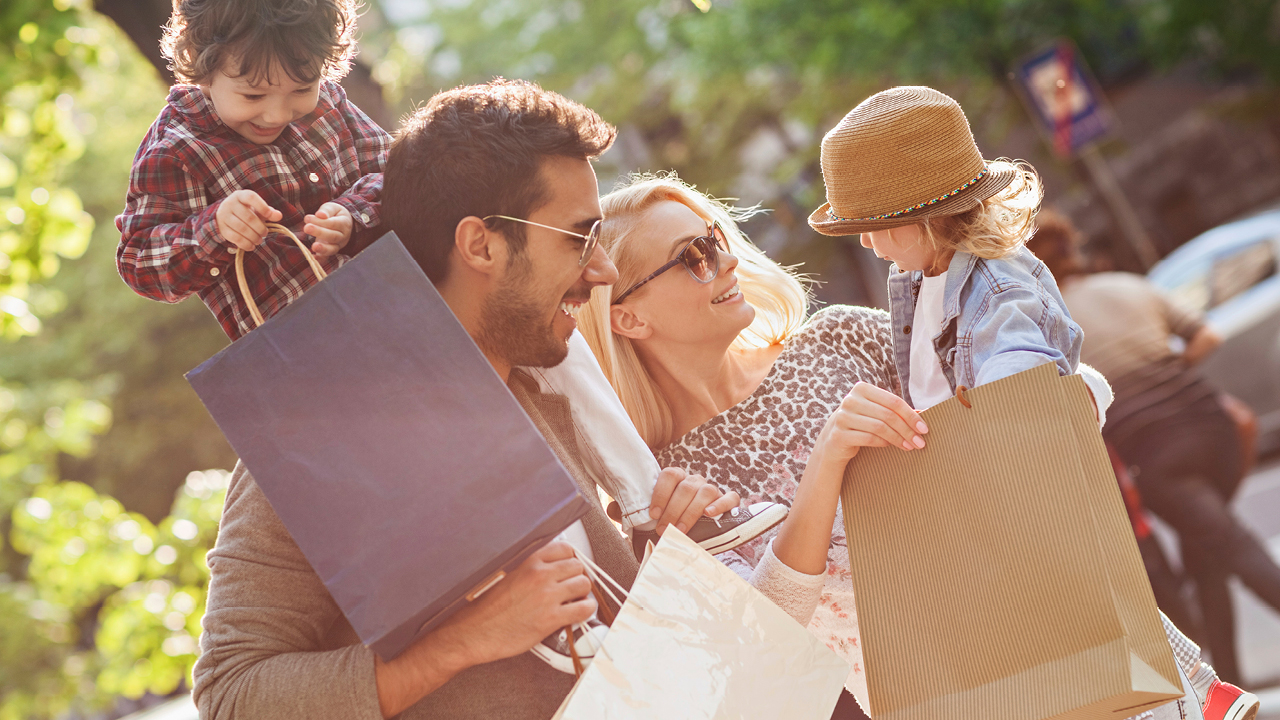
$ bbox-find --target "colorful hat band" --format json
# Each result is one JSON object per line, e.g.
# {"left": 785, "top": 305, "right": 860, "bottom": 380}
{"left": 826, "top": 167, "right": 989, "bottom": 223}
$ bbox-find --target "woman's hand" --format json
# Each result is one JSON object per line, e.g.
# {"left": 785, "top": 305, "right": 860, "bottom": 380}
{"left": 814, "top": 382, "right": 928, "bottom": 468}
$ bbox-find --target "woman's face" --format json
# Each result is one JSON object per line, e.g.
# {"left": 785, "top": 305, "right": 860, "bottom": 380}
{"left": 612, "top": 200, "right": 755, "bottom": 349}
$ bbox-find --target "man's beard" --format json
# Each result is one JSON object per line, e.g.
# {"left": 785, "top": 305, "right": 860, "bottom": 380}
{"left": 477, "top": 261, "right": 570, "bottom": 370}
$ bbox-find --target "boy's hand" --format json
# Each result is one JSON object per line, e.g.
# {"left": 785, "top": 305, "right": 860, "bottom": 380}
{"left": 215, "top": 190, "right": 282, "bottom": 252}
{"left": 304, "top": 202, "right": 353, "bottom": 257}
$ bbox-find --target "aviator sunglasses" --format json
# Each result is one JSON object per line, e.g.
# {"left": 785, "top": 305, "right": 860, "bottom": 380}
{"left": 612, "top": 220, "right": 729, "bottom": 304}
{"left": 483, "top": 215, "right": 602, "bottom": 267}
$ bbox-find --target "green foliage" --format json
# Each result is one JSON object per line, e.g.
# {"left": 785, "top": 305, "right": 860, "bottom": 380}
{"left": 0, "top": 580, "right": 86, "bottom": 720}
{"left": 5, "top": 471, "right": 227, "bottom": 717}
{"left": 0, "top": 378, "right": 112, "bottom": 551}
{"left": 0, "top": 0, "right": 102, "bottom": 338}
{"left": 0, "top": 2, "right": 234, "bottom": 717}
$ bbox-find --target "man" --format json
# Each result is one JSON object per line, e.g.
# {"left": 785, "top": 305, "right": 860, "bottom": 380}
{"left": 192, "top": 80, "right": 742, "bottom": 719}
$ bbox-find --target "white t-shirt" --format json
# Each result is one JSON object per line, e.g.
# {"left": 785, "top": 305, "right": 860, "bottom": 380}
{"left": 908, "top": 272, "right": 954, "bottom": 410}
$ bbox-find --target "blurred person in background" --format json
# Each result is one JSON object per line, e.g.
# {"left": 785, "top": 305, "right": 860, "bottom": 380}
{"left": 1030, "top": 209, "right": 1280, "bottom": 690}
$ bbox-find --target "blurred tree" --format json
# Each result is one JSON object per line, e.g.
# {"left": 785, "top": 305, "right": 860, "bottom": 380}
{"left": 0, "top": 2, "right": 233, "bottom": 717}
{"left": 374, "top": 0, "right": 1277, "bottom": 300}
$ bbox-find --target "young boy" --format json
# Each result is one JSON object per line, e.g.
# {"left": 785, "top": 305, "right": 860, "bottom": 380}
{"left": 116, "top": 0, "right": 389, "bottom": 340}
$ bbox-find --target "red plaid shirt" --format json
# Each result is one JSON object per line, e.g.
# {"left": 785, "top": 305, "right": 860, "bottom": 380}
{"left": 116, "top": 81, "right": 391, "bottom": 340}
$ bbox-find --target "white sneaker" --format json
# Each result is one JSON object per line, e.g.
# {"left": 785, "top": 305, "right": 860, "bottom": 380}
{"left": 529, "top": 619, "right": 609, "bottom": 675}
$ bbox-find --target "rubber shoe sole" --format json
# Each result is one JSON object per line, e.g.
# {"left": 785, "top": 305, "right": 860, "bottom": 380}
{"left": 1203, "top": 680, "right": 1259, "bottom": 720}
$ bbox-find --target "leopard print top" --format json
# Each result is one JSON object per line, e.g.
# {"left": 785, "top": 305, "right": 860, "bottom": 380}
{"left": 656, "top": 304, "right": 898, "bottom": 702}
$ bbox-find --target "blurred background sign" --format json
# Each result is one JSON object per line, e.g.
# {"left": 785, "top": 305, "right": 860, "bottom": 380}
{"left": 1014, "top": 39, "right": 1161, "bottom": 269}
{"left": 1013, "top": 40, "right": 1113, "bottom": 159}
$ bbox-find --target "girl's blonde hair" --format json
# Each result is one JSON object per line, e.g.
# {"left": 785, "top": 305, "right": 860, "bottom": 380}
{"left": 916, "top": 159, "right": 1044, "bottom": 260}
{"left": 578, "top": 173, "right": 811, "bottom": 450}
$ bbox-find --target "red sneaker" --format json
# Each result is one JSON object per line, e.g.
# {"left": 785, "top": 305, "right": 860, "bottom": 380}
{"left": 1202, "top": 679, "right": 1260, "bottom": 720}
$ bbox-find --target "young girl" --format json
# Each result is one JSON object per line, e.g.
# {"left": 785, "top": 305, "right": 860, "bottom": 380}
{"left": 808, "top": 85, "right": 1080, "bottom": 411}
{"left": 808, "top": 85, "right": 1253, "bottom": 720}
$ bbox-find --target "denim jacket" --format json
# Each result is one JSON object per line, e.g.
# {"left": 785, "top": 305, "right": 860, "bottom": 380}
{"left": 888, "top": 247, "right": 1082, "bottom": 409}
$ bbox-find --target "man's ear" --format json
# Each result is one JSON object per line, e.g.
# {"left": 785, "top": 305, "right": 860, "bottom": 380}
{"left": 610, "top": 303, "right": 652, "bottom": 340}
{"left": 453, "top": 216, "right": 500, "bottom": 275}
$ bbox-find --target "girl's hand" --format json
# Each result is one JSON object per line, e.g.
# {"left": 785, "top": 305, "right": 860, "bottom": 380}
{"left": 304, "top": 202, "right": 353, "bottom": 257}
{"left": 815, "top": 381, "right": 928, "bottom": 466}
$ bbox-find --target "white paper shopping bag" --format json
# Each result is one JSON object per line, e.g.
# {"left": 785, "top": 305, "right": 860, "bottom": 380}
{"left": 554, "top": 527, "right": 849, "bottom": 720}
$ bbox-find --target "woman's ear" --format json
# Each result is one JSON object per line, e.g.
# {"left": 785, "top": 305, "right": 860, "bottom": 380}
{"left": 453, "top": 216, "right": 500, "bottom": 275}
{"left": 610, "top": 303, "right": 652, "bottom": 340}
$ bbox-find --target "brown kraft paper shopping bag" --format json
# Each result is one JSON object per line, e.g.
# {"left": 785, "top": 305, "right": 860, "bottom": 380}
{"left": 840, "top": 363, "right": 1181, "bottom": 720}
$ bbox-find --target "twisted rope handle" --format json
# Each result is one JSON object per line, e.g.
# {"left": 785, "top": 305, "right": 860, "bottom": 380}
{"left": 235, "top": 222, "right": 328, "bottom": 328}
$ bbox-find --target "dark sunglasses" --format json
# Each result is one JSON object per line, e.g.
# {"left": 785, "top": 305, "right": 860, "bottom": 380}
{"left": 612, "top": 221, "right": 729, "bottom": 304}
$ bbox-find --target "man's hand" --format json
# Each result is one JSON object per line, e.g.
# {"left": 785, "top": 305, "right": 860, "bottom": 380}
{"left": 648, "top": 467, "right": 741, "bottom": 536}
{"left": 374, "top": 541, "right": 594, "bottom": 718}
{"left": 215, "top": 190, "right": 282, "bottom": 252}
{"left": 304, "top": 202, "right": 353, "bottom": 257}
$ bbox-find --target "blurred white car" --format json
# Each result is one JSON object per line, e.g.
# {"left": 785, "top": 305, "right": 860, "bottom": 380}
{"left": 1147, "top": 207, "right": 1280, "bottom": 454}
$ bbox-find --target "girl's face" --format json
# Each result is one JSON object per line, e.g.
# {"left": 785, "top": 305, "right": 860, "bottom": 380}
{"left": 611, "top": 200, "right": 754, "bottom": 349}
{"left": 861, "top": 224, "right": 948, "bottom": 274}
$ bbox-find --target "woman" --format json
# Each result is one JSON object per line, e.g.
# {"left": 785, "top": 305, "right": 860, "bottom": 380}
{"left": 579, "top": 174, "right": 1222, "bottom": 719}
{"left": 578, "top": 174, "right": 909, "bottom": 716}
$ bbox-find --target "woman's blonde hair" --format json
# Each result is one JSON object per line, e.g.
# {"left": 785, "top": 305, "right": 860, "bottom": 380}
{"left": 578, "top": 173, "right": 811, "bottom": 450}
{"left": 915, "top": 159, "right": 1044, "bottom": 260}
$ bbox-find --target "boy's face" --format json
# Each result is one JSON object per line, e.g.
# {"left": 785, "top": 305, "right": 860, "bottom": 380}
{"left": 201, "top": 63, "right": 322, "bottom": 145}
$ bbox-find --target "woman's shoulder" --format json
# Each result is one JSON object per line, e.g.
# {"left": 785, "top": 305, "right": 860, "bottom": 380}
{"left": 778, "top": 304, "right": 897, "bottom": 388}
{"left": 792, "top": 304, "right": 892, "bottom": 348}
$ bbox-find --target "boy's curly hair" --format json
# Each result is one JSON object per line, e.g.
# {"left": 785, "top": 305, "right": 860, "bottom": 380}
{"left": 917, "top": 159, "right": 1044, "bottom": 260}
{"left": 161, "top": 0, "right": 359, "bottom": 85}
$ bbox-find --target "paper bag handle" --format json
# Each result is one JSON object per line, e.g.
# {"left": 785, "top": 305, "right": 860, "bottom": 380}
{"left": 234, "top": 222, "right": 328, "bottom": 328}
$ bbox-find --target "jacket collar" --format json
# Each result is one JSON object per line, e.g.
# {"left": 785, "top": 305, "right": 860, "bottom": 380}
{"left": 889, "top": 249, "right": 979, "bottom": 327}
{"left": 940, "top": 250, "right": 979, "bottom": 324}
{"left": 166, "top": 80, "right": 343, "bottom": 139}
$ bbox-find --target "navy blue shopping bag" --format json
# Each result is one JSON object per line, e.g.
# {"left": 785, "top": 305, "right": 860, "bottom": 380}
{"left": 187, "top": 232, "right": 588, "bottom": 660}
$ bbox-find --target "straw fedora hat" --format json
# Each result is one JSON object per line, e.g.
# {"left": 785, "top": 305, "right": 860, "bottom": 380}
{"left": 808, "top": 86, "right": 1018, "bottom": 236}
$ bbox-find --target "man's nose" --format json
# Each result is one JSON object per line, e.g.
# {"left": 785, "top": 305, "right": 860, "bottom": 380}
{"left": 582, "top": 243, "right": 618, "bottom": 286}
{"left": 860, "top": 233, "right": 872, "bottom": 249}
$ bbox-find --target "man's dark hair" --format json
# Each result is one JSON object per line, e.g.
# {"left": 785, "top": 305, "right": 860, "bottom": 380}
{"left": 161, "top": 0, "right": 358, "bottom": 84}
{"left": 383, "top": 79, "right": 617, "bottom": 283}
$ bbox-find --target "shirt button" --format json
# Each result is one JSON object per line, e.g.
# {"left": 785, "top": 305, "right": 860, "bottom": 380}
{"left": 903, "top": 325, "right": 912, "bottom": 335}
{"left": 308, "top": 172, "right": 319, "bottom": 182}
{"left": 210, "top": 267, "right": 221, "bottom": 277}
{"left": 360, "top": 212, "right": 370, "bottom": 224}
